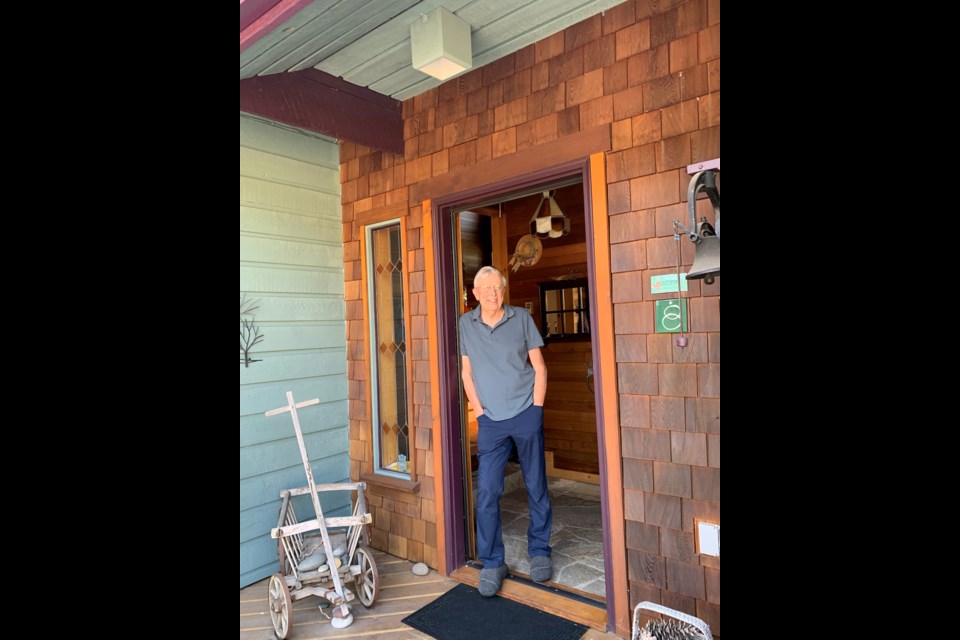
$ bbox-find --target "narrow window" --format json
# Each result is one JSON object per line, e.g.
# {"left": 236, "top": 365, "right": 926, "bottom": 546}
{"left": 366, "top": 220, "right": 410, "bottom": 477}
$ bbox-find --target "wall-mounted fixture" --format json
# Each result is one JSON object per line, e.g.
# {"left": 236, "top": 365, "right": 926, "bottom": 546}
{"left": 675, "top": 169, "right": 720, "bottom": 285}
{"left": 695, "top": 518, "right": 720, "bottom": 557}
{"left": 410, "top": 7, "right": 472, "bottom": 81}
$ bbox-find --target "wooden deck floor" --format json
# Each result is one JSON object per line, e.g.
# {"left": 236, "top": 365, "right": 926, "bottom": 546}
{"left": 240, "top": 549, "right": 623, "bottom": 640}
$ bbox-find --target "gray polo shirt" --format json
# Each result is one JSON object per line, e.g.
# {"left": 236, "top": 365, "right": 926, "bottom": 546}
{"left": 459, "top": 304, "right": 545, "bottom": 421}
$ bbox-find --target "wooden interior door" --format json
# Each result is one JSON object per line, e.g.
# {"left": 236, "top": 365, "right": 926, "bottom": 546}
{"left": 457, "top": 208, "right": 508, "bottom": 562}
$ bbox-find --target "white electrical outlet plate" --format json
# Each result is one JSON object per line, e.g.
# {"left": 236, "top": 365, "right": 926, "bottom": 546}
{"left": 695, "top": 519, "right": 720, "bottom": 556}
{"left": 524, "top": 302, "right": 533, "bottom": 314}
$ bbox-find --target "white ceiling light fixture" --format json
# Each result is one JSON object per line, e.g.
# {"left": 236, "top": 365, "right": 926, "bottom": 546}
{"left": 410, "top": 7, "right": 472, "bottom": 81}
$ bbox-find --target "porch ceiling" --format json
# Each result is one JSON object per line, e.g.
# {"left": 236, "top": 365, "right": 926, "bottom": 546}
{"left": 240, "top": 1, "right": 625, "bottom": 151}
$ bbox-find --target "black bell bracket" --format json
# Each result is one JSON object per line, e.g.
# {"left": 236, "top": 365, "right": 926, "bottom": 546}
{"left": 675, "top": 170, "right": 720, "bottom": 242}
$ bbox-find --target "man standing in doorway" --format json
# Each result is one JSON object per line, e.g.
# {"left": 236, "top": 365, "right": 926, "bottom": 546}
{"left": 459, "top": 266, "right": 553, "bottom": 597}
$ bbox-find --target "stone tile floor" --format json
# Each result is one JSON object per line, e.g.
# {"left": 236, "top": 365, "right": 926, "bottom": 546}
{"left": 498, "top": 474, "right": 605, "bottom": 598}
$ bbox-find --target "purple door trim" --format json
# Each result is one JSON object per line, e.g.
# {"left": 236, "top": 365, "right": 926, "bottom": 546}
{"left": 429, "top": 204, "right": 467, "bottom": 569}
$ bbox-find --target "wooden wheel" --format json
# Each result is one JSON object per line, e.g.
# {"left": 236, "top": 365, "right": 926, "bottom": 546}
{"left": 267, "top": 573, "right": 293, "bottom": 639}
{"left": 354, "top": 546, "right": 379, "bottom": 607}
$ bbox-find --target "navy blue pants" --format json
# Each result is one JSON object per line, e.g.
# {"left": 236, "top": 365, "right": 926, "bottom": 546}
{"left": 475, "top": 404, "right": 552, "bottom": 568}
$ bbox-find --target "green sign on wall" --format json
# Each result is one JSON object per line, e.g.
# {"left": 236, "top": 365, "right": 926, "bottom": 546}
{"left": 651, "top": 273, "right": 688, "bottom": 294}
{"left": 655, "top": 299, "right": 688, "bottom": 333}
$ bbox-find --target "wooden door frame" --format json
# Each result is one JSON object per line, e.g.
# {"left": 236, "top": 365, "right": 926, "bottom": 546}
{"left": 422, "top": 144, "right": 628, "bottom": 635}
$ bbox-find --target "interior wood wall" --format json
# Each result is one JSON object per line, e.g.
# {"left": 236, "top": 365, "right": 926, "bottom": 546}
{"left": 499, "top": 188, "right": 598, "bottom": 474}
{"left": 459, "top": 211, "right": 490, "bottom": 297}
{"left": 503, "top": 187, "right": 586, "bottom": 327}
{"left": 542, "top": 341, "right": 598, "bottom": 473}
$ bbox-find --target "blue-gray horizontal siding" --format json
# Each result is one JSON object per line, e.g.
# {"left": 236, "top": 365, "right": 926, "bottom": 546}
{"left": 240, "top": 115, "right": 348, "bottom": 588}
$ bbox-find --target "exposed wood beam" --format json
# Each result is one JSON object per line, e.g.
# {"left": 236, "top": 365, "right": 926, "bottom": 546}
{"left": 240, "top": 68, "right": 403, "bottom": 155}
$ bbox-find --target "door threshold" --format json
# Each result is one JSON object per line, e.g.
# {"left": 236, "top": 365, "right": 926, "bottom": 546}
{"left": 450, "top": 563, "right": 608, "bottom": 632}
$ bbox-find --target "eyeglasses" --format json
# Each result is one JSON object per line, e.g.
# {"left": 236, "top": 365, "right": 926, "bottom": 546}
{"left": 476, "top": 285, "right": 504, "bottom": 293}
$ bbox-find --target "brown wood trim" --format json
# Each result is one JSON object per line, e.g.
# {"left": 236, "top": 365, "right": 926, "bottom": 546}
{"left": 455, "top": 216, "right": 465, "bottom": 312}
{"left": 492, "top": 214, "right": 510, "bottom": 304}
{"left": 355, "top": 200, "right": 407, "bottom": 227}
{"left": 399, "top": 220, "right": 418, "bottom": 483}
{"left": 418, "top": 125, "right": 611, "bottom": 203}
{"left": 359, "top": 224, "right": 373, "bottom": 479}
{"left": 589, "top": 152, "right": 629, "bottom": 638}
{"left": 423, "top": 199, "right": 448, "bottom": 574}
{"left": 450, "top": 565, "right": 607, "bottom": 631}
{"left": 359, "top": 471, "right": 420, "bottom": 493}
{"left": 544, "top": 451, "right": 600, "bottom": 485}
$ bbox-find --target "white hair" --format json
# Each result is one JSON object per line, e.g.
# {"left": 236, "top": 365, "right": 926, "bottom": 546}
{"left": 474, "top": 266, "right": 506, "bottom": 289}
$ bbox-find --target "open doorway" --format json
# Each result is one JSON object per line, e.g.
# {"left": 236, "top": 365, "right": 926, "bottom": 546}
{"left": 454, "top": 178, "right": 605, "bottom": 600}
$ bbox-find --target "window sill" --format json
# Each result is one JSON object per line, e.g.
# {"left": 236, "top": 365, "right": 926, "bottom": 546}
{"left": 360, "top": 471, "right": 421, "bottom": 493}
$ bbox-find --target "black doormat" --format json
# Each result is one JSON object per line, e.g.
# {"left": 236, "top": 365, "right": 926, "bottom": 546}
{"left": 402, "top": 583, "right": 588, "bottom": 640}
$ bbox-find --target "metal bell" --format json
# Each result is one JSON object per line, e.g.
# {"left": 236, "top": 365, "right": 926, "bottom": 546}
{"left": 685, "top": 231, "right": 720, "bottom": 283}
{"left": 681, "top": 171, "right": 720, "bottom": 284}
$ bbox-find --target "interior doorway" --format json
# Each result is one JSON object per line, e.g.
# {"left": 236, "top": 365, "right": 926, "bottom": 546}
{"left": 452, "top": 178, "right": 605, "bottom": 600}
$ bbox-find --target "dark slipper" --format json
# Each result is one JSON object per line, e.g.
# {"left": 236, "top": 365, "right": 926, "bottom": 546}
{"left": 530, "top": 556, "right": 552, "bottom": 583}
{"left": 478, "top": 564, "right": 509, "bottom": 597}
